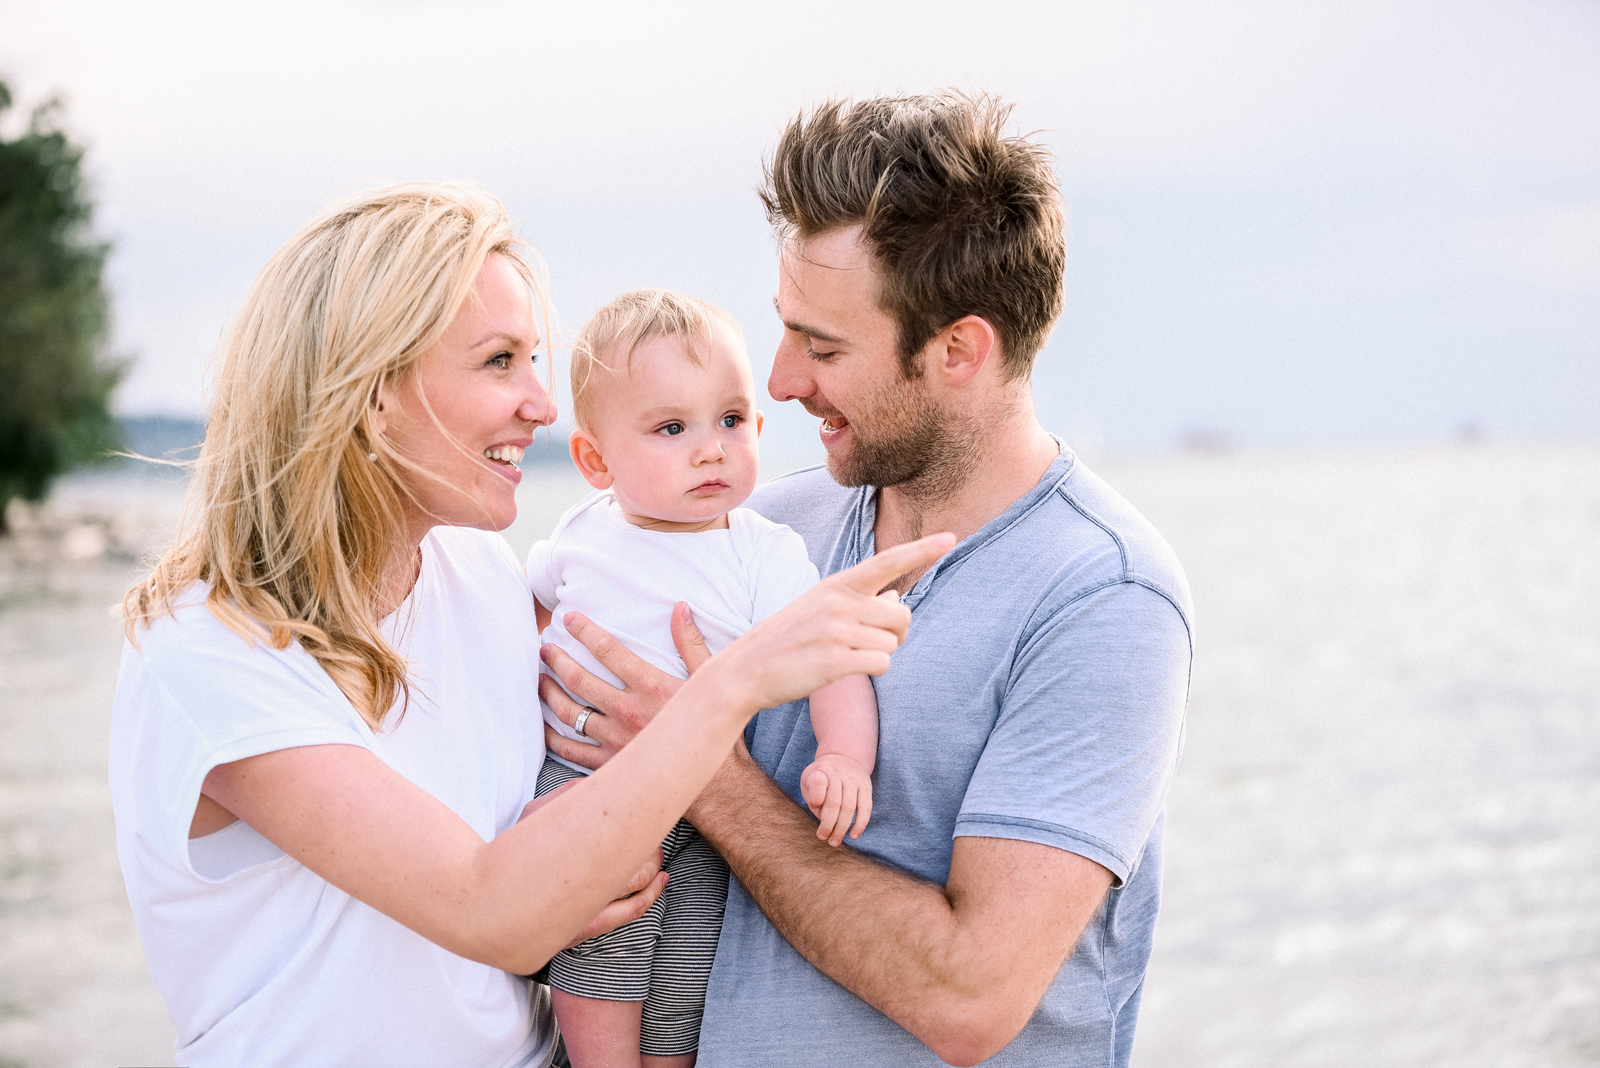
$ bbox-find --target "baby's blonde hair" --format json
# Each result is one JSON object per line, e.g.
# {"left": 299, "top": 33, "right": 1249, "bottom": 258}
{"left": 123, "top": 181, "right": 551, "bottom": 729}
{"left": 571, "top": 289, "right": 743, "bottom": 430}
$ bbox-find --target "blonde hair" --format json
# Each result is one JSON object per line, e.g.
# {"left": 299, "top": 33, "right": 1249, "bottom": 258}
{"left": 570, "top": 288, "right": 742, "bottom": 430}
{"left": 123, "top": 181, "right": 551, "bottom": 728}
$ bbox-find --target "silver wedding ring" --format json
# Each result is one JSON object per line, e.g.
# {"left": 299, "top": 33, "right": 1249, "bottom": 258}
{"left": 574, "top": 706, "right": 599, "bottom": 737}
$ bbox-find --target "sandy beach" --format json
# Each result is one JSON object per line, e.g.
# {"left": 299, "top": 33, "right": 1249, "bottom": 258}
{"left": 1, "top": 441, "right": 1595, "bottom": 1067}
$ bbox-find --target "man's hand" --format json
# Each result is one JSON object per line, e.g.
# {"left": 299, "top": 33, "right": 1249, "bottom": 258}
{"left": 517, "top": 783, "right": 666, "bottom": 947}
{"left": 799, "top": 753, "right": 874, "bottom": 846}
{"left": 541, "top": 601, "right": 712, "bottom": 770}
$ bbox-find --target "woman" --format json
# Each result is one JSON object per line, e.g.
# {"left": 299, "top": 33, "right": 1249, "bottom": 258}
{"left": 110, "top": 182, "right": 948, "bottom": 1067}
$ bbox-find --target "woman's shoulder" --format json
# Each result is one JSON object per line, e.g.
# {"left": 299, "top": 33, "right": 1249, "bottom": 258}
{"left": 427, "top": 524, "right": 522, "bottom": 572}
{"left": 117, "top": 583, "right": 367, "bottom": 752}
{"left": 421, "top": 526, "right": 540, "bottom": 624}
{"left": 132, "top": 581, "right": 271, "bottom": 672}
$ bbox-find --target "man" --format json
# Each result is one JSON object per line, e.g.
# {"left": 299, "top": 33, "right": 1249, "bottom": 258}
{"left": 543, "top": 90, "right": 1192, "bottom": 1066}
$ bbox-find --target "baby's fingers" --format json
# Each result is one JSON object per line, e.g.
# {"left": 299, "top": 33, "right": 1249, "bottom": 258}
{"left": 850, "top": 783, "right": 873, "bottom": 840}
{"left": 824, "top": 783, "right": 861, "bottom": 848}
{"left": 800, "top": 766, "right": 828, "bottom": 817}
{"left": 815, "top": 774, "right": 845, "bottom": 844}
{"left": 832, "top": 782, "right": 867, "bottom": 846}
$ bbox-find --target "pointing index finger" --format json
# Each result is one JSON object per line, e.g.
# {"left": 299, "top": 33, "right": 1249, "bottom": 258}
{"left": 837, "top": 532, "right": 956, "bottom": 595}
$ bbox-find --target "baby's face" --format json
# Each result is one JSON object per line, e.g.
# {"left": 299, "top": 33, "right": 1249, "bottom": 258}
{"left": 584, "top": 321, "right": 763, "bottom": 530}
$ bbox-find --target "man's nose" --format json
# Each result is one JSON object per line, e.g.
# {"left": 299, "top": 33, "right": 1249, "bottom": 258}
{"left": 768, "top": 334, "right": 814, "bottom": 403}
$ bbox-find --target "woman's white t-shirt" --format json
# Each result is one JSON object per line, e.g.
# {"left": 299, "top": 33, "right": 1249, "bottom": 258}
{"left": 109, "top": 527, "right": 555, "bottom": 1068}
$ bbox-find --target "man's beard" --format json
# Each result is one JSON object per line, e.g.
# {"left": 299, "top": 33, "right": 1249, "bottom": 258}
{"left": 821, "top": 375, "right": 979, "bottom": 501}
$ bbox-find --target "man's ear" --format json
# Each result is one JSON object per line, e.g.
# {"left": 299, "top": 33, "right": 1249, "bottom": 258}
{"left": 568, "top": 428, "right": 613, "bottom": 490}
{"left": 935, "top": 315, "right": 999, "bottom": 388}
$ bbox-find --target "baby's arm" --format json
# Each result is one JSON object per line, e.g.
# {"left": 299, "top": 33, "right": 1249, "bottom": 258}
{"left": 800, "top": 674, "right": 879, "bottom": 846}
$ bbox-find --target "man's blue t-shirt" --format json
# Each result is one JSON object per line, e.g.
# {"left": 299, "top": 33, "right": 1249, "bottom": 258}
{"left": 698, "top": 448, "right": 1193, "bottom": 1067}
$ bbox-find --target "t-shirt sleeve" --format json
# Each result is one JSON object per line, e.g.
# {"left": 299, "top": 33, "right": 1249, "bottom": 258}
{"left": 525, "top": 536, "right": 559, "bottom": 609}
{"left": 955, "top": 581, "right": 1191, "bottom": 887}
{"left": 748, "top": 523, "right": 822, "bottom": 623}
{"left": 116, "top": 609, "right": 372, "bottom": 877}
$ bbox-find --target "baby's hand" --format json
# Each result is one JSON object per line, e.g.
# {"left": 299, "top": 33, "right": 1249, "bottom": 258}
{"left": 800, "top": 754, "right": 874, "bottom": 846}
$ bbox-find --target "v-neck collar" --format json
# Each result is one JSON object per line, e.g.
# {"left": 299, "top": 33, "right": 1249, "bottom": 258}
{"left": 846, "top": 441, "right": 1079, "bottom": 609}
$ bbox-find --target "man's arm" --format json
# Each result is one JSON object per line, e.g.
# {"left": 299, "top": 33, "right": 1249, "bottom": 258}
{"left": 691, "top": 746, "right": 1112, "bottom": 1068}
{"left": 542, "top": 635, "right": 1112, "bottom": 1067}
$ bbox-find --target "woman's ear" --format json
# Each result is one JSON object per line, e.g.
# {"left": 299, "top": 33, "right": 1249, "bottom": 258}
{"left": 568, "top": 428, "right": 613, "bottom": 490}
{"left": 370, "top": 379, "right": 390, "bottom": 433}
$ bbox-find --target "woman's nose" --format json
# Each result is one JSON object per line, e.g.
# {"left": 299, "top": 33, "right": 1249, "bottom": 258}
{"left": 517, "top": 376, "right": 557, "bottom": 428}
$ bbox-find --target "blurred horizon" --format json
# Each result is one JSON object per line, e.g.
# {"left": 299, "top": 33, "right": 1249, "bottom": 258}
{"left": 2, "top": 0, "right": 1596, "bottom": 462}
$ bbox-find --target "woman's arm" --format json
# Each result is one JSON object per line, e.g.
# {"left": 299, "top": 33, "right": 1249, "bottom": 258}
{"left": 202, "top": 533, "right": 952, "bottom": 975}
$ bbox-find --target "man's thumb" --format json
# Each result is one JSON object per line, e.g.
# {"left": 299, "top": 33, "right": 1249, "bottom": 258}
{"left": 672, "top": 601, "right": 711, "bottom": 674}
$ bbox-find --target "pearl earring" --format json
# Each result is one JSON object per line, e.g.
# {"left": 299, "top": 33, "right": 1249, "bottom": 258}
{"left": 367, "top": 451, "right": 378, "bottom": 462}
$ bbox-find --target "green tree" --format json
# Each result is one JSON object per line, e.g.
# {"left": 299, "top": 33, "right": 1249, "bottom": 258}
{"left": 0, "top": 79, "right": 122, "bottom": 532}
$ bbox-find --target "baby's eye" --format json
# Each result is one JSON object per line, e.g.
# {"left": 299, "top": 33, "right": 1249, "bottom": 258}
{"left": 720, "top": 413, "right": 743, "bottom": 429}
{"left": 657, "top": 422, "right": 685, "bottom": 436}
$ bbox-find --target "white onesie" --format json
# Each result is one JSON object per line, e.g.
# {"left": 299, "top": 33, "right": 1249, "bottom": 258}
{"left": 526, "top": 489, "right": 820, "bottom": 772}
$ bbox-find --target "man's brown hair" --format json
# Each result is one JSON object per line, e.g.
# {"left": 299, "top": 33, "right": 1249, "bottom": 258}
{"left": 761, "top": 90, "right": 1065, "bottom": 381}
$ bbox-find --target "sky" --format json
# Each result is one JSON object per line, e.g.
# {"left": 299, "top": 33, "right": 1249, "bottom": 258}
{"left": 2, "top": 0, "right": 1596, "bottom": 461}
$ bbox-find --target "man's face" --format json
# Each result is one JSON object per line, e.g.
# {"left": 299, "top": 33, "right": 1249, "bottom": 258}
{"left": 770, "top": 226, "right": 969, "bottom": 491}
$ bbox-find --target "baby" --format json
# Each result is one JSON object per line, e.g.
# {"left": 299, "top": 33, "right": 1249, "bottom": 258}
{"left": 527, "top": 289, "right": 879, "bottom": 1067}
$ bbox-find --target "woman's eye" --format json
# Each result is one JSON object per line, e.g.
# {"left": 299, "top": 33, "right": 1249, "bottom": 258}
{"left": 488, "top": 352, "right": 513, "bottom": 369}
{"left": 658, "top": 422, "right": 684, "bottom": 436}
{"left": 720, "top": 413, "right": 742, "bottom": 429}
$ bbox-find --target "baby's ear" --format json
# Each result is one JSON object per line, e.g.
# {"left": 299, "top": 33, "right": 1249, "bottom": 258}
{"left": 568, "top": 429, "right": 613, "bottom": 490}
{"left": 755, "top": 411, "right": 765, "bottom": 436}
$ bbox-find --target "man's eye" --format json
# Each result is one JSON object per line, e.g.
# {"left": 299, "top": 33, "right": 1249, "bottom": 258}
{"left": 806, "top": 347, "right": 836, "bottom": 362}
{"left": 658, "top": 422, "right": 684, "bottom": 436}
{"left": 720, "top": 413, "right": 742, "bottom": 429}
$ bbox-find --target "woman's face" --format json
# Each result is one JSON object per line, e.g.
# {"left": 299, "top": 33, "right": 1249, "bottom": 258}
{"left": 382, "top": 253, "right": 556, "bottom": 539}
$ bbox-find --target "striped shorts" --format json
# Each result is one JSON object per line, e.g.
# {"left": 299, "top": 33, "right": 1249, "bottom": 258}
{"left": 535, "top": 757, "right": 730, "bottom": 1057}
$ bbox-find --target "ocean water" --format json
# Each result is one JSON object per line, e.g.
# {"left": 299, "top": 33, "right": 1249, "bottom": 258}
{"left": 0, "top": 442, "right": 1595, "bottom": 1066}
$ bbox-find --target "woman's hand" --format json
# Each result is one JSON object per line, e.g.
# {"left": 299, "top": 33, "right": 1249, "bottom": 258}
{"left": 543, "top": 532, "right": 954, "bottom": 769}
{"left": 720, "top": 533, "right": 953, "bottom": 708}
{"left": 517, "top": 783, "right": 666, "bottom": 947}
